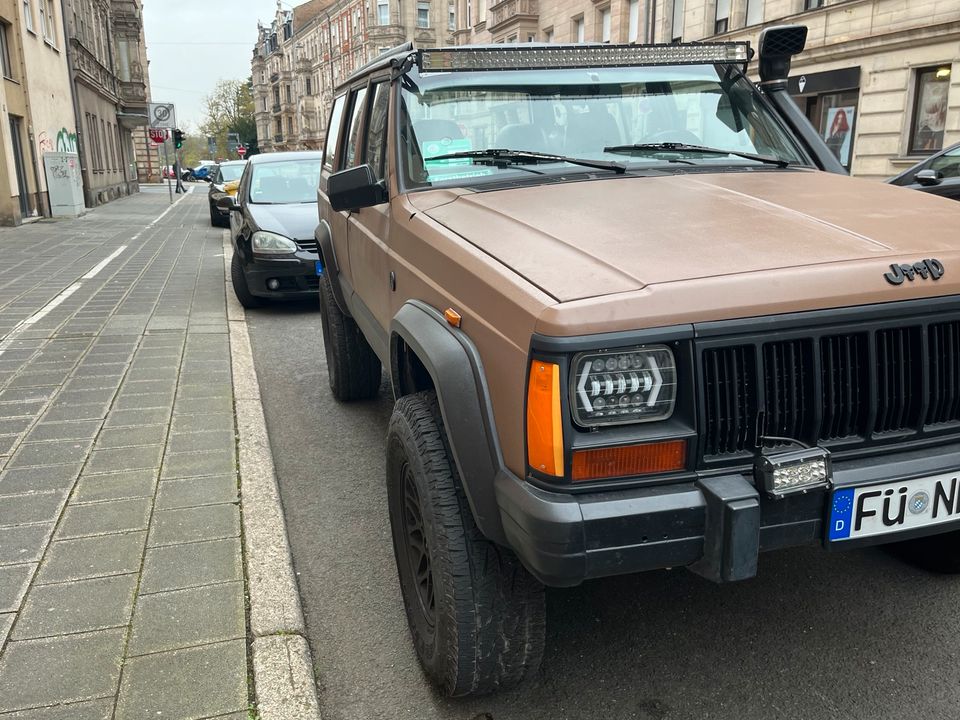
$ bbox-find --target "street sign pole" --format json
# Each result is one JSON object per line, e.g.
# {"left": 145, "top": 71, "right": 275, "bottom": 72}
{"left": 162, "top": 141, "right": 173, "bottom": 203}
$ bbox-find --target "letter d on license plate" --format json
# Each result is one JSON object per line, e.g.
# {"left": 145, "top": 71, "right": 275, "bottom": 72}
{"left": 829, "top": 472, "right": 960, "bottom": 542}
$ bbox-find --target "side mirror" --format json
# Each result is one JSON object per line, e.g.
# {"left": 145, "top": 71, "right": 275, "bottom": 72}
{"left": 757, "top": 25, "right": 808, "bottom": 84}
{"left": 216, "top": 195, "right": 240, "bottom": 211}
{"left": 328, "top": 165, "right": 386, "bottom": 212}
{"left": 915, "top": 169, "right": 942, "bottom": 187}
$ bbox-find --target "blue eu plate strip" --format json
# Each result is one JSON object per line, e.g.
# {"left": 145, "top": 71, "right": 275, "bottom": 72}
{"left": 829, "top": 488, "right": 855, "bottom": 541}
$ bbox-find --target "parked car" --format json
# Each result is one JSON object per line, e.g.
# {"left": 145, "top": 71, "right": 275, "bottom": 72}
{"left": 887, "top": 142, "right": 960, "bottom": 201}
{"left": 208, "top": 160, "right": 247, "bottom": 227}
{"left": 218, "top": 151, "right": 321, "bottom": 307}
{"left": 190, "top": 165, "right": 213, "bottom": 182}
{"left": 315, "top": 31, "right": 960, "bottom": 697}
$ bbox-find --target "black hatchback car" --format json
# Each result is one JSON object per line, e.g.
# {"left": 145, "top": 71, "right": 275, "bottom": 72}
{"left": 219, "top": 151, "right": 323, "bottom": 307}
{"left": 208, "top": 160, "right": 248, "bottom": 227}
{"left": 887, "top": 142, "right": 960, "bottom": 201}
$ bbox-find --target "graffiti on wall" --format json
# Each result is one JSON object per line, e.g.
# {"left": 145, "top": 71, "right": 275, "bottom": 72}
{"left": 37, "top": 131, "right": 54, "bottom": 155}
{"left": 55, "top": 128, "right": 78, "bottom": 153}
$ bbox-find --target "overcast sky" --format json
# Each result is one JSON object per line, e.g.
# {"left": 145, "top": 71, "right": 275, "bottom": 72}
{"left": 143, "top": 0, "right": 278, "bottom": 130}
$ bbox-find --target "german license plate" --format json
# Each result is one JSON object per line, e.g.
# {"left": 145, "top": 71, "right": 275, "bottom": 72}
{"left": 828, "top": 472, "right": 960, "bottom": 542}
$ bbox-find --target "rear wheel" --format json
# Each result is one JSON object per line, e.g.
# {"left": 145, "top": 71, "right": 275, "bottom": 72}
{"left": 318, "top": 270, "right": 381, "bottom": 400}
{"left": 387, "top": 391, "right": 546, "bottom": 697}
{"left": 889, "top": 530, "right": 960, "bottom": 573}
{"left": 230, "top": 251, "right": 263, "bottom": 309}
{"left": 209, "top": 202, "right": 223, "bottom": 227}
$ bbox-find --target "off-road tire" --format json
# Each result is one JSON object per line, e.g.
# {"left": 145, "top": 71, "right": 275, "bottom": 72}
{"left": 386, "top": 390, "right": 546, "bottom": 697}
{"left": 230, "top": 251, "right": 263, "bottom": 309}
{"left": 318, "top": 270, "right": 381, "bottom": 400}
{"left": 889, "top": 530, "right": 960, "bottom": 573}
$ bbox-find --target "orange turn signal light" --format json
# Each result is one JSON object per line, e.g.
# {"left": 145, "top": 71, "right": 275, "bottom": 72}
{"left": 571, "top": 439, "right": 686, "bottom": 482}
{"left": 526, "top": 360, "right": 563, "bottom": 477}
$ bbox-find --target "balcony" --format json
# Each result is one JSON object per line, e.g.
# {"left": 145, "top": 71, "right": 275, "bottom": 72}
{"left": 487, "top": 0, "right": 538, "bottom": 33}
{"left": 119, "top": 79, "right": 146, "bottom": 105}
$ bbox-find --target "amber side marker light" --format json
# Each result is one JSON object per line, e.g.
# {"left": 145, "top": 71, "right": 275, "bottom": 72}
{"left": 572, "top": 439, "right": 686, "bottom": 482}
{"left": 527, "top": 360, "right": 563, "bottom": 477}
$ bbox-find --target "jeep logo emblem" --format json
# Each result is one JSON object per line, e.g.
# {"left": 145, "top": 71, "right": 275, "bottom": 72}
{"left": 884, "top": 259, "right": 944, "bottom": 285}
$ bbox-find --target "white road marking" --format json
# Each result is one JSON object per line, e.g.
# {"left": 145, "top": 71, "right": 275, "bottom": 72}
{"left": 0, "top": 189, "right": 193, "bottom": 357}
{"left": 82, "top": 246, "right": 127, "bottom": 279}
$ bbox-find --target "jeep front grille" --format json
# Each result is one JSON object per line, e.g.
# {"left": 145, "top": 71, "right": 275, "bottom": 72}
{"left": 699, "top": 319, "right": 960, "bottom": 464}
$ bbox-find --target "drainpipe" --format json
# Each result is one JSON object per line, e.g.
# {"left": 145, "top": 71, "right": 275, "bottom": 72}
{"left": 60, "top": 0, "right": 88, "bottom": 203}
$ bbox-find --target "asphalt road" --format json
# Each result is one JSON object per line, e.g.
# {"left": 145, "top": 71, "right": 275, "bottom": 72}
{"left": 247, "top": 299, "right": 960, "bottom": 720}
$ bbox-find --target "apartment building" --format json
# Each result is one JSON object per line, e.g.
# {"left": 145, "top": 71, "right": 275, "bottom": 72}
{"left": 61, "top": 0, "right": 152, "bottom": 206}
{"left": 0, "top": 0, "right": 76, "bottom": 224}
{"left": 252, "top": 0, "right": 454, "bottom": 153}
{"left": 451, "top": 0, "right": 959, "bottom": 178}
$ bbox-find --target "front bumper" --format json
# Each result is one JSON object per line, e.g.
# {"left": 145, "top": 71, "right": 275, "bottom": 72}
{"left": 244, "top": 251, "right": 320, "bottom": 299}
{"left": 496, "top": 442, "right": 960, "bottom": 587}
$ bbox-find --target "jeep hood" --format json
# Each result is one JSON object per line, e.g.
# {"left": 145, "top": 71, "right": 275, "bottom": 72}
{"left": 415, "top": 170, "right": 960, "bottom": 304}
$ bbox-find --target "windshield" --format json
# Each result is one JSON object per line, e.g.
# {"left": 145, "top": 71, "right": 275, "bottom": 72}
{"left": 400, "top": 64, "right": 808, "bottom": 188}
{"left": 220, "top": 164, "right": 246, "bottom": 182}
{"left": 249, "top": 159, "right": 321, "bottom": 203}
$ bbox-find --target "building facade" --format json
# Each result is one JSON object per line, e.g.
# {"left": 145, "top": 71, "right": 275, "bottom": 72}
{"left": 448, "top": 0, "right": 959, "bottom": 179}
{"left": 0, "top": 0, "right": 77, "bottom": 224}
{"left": 252, "top": 0, "right": 454, "bottom": 153}
{"left": 61, "top": 0, "right": 151, "bottom": 206}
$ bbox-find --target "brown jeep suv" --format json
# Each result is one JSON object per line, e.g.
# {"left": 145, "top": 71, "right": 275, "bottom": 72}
{"left": 314, "top": 27, "right": 960, "bottom": 696}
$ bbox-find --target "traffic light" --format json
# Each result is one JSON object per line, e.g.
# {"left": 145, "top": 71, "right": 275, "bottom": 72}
{"left": 173, "top": 129, "right": 184, "bottom": 149}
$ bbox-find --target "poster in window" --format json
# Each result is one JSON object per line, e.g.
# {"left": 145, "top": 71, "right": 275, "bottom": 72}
{"left": 823, "top": 106, "right": 854, "bottom": 167}
{"left": 913, "top": 72, "right": 948, "bottom": 153}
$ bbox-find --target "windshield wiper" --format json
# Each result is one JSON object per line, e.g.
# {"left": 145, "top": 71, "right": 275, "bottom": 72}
{"left": 603, "top": 142, "right": 789, "bottom": 168}
{"left": 424, "top": 148, "right": 626, "bottom": 175}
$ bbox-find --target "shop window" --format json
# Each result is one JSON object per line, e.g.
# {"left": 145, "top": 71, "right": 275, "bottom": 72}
{"left": 909, "top": 66, "right": 951, "bottom": 155}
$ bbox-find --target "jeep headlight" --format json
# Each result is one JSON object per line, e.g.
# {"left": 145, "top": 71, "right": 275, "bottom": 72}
{"left": 571, "top": 346, "right": 677, "bottom": 427}
{"left": 251, "top": 231, "right": 297, "bottom": 254}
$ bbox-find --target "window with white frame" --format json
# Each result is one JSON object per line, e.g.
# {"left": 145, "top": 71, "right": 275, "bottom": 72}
{"left": 745, "top": 0, "right": 762, "bottom": 25}
{"left": 574, "top": 16, "right": 584, "bottom": 42}
{"left": 671, "top": 0, "right": 683, "bottom": 42}
{"left": 417, "top": 0, "right": 430, "bottom": 27}
{"left": 23, "top": 0, "right": 33, "bottom": 32}
{"left": 448, "top": 2, "right": 455, "bottom": 29}
{"left": 627, "top": 0, "right": 639, "bottom": 42}
{"left": 544, "top": 27, "right": 553, "bottom": 42}
{"left": 466, "top": 0, "right": 471, "bottom": 26}
{"left": 0, "top": 23, "right": 13, "bottom": 78}
{"left": 714, "top": 0, "right": 729, "bottom": 34}
{"left": 39, "top": 0, "right": 56, "bottom": 44}
{"left": 377, "top": 0, "right": 388, "bottom": 25}
{"left": 598, "top": 7, "right": 610, "bottom": 42}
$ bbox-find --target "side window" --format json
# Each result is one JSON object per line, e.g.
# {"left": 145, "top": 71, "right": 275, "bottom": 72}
{"left": 364, "top": 82, "right": 390, "bottom": 181}
{"left": 343, "top": 86, "right": 368, "bottom": 169}
{"left": 323, "top": 94, "right": 346, "bottom": 170}
{"left": 930, "top": 147, "right": 960, "bottom": 179}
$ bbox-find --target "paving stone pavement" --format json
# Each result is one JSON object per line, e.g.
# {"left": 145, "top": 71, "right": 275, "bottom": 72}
{"left": 0, "top": 190, "right": 249, "bottom": 718}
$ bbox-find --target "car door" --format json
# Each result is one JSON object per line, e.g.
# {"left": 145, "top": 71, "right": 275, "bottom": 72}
{"left": 344, "top": 79, "right": 393, "bottom": 358}
{"left": 320, "top": 92, "right": 350, "bottom": 279}
{"left": 231, "top": 163, "right": 254, "bottom": 252}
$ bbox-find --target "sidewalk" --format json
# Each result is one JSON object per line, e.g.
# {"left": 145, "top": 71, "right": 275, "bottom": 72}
{"left": 0, "top": 191, "right": 249, "bottom": 719}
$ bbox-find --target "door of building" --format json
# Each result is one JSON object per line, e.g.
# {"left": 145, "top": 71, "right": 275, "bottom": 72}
{"left": 9, "top": 116, "right": 31, "bottom": 218}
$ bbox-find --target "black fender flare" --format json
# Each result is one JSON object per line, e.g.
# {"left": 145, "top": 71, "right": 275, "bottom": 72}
{"left": 390, "top": 300, "right": 507, "bottom": 545}
{"left": 314, "top": 219, "right": 350, "bottom": 316}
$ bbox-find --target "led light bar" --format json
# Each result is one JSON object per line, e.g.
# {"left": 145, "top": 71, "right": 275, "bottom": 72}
{"left": 754, "top": 447, "right": 832, "bottom": 498}
{"left": 417, "top": 42, "right": 750, "bottom": 73}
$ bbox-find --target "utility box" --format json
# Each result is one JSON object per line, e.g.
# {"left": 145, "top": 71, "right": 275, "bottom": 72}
{"left": 43, "top": 152, "right": 84, "bottom": 217}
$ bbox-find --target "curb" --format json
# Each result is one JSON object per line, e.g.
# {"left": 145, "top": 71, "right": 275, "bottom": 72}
{"left": 224, "top": 232, "right": 322, "bottom": 719}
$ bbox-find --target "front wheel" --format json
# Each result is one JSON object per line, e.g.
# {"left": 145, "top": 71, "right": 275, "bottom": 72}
{"left": 387, "top": 391, "right": 546, "bottom": 696}
{"left": 230, "top": 251, "right": 263, "bottom": 309}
